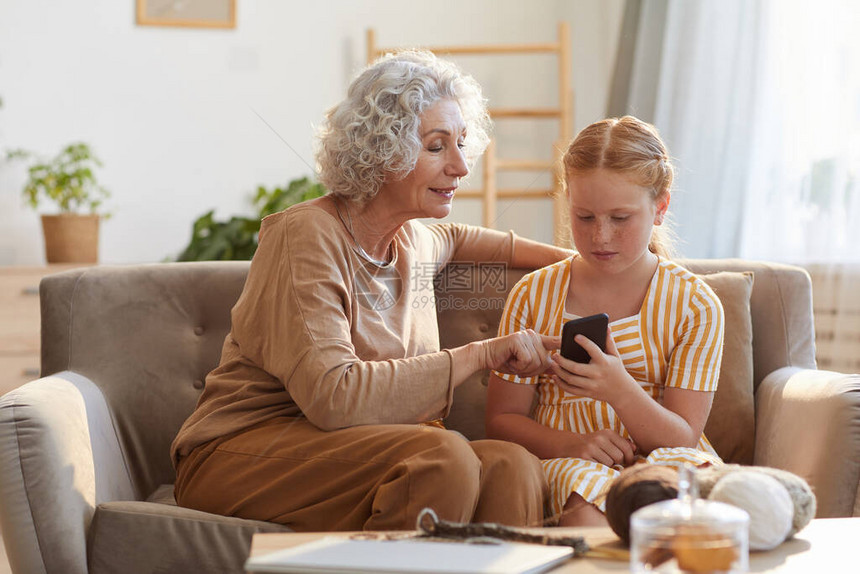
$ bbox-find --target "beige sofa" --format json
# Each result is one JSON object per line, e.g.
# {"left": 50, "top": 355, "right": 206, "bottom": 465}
{"left": 0, "top": 259, "right": 858, "bottom": 573}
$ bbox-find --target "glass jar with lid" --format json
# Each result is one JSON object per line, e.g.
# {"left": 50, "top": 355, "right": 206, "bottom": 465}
{"left": 630, "top": 467, "right": 750, "bottom": 573}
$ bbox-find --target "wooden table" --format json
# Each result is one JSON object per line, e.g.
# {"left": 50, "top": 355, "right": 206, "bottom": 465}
{"left": 248, "top": 517, "right": 858, "bottom": 572}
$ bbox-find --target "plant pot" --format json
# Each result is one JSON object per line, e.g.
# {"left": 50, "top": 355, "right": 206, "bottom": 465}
{"left": 40, "top": 214, "right": 100, "bottom": 263}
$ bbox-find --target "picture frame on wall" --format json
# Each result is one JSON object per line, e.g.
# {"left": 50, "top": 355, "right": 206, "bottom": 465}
{"left": 136, "top": 0, "right": 236, "bottom": 29}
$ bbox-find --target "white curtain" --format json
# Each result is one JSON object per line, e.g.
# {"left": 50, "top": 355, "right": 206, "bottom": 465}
{"left": 613, "top": 0, "right": 860, "bottom": 372}
{"left": 739, "top": 1, "right": 860, "bottom": 264}
{"left": 618, "top": 0, "right": 860, "bottom": 263}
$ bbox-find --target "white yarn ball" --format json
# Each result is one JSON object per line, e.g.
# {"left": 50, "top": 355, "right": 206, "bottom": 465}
{"left": 708, "top": 471, "right": 793, "bottom": 551}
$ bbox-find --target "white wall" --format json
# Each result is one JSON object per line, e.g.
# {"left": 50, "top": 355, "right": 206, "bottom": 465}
{"left": 0, "top": 0, "right": 623, "bottom": 264}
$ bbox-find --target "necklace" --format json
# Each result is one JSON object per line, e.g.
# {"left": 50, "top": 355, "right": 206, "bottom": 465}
{"left": 334, "top": 197, "right": 392, "bottom": 267}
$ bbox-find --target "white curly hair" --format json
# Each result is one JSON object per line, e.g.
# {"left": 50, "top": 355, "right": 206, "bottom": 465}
{"left": 315, "top": 50, "right": 491, "bottom": 203}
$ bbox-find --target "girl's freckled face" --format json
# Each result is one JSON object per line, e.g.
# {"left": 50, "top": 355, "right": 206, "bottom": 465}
{"left": 568, "top": 168, "right": 666, "bottom": 274}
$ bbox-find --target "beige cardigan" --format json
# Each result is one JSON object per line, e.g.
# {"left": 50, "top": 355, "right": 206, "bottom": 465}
{"left": 171, "top": 202, "right": 517, "bottom": 462}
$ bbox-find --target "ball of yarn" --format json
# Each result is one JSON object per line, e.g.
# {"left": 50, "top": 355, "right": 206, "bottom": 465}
{"left": 708, "top": 471, "right": 793, "bottom": 550}
{"left": 605, "top": 464, "right": 679, "bottom": 545}
{"left": 697, "top": 464, "right": 816, "bottom": 537}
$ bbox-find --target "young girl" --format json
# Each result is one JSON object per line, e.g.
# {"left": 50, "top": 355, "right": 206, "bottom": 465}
{"left": 486, "top": 116, "right": 724, "bottom": 527}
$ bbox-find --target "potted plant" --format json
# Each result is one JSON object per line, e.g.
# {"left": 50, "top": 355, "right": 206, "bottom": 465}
{"left": 175, "top": 176, "right": 326, "bottom": 261}
{"left": 8, "top": 142, "right": 111, "bottom": 263}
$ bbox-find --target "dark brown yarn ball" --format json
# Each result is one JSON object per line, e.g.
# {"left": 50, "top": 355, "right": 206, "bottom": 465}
{"left": 605, "top": 464, "right": 680, "bottom": 546}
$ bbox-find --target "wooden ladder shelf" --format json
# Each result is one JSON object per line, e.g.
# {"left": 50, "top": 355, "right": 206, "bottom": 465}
{"left": 367, "top": 22, "right": 573, "bottom": 246}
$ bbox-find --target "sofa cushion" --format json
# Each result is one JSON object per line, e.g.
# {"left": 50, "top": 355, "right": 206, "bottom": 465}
{"left": 440, "top": 267, "right": 529, "bottom": 440}
{"left": 700, "top": 271, "right": 756, "bottom": 465}
{"left": 87, "top": 500, "right": 289, "bottom": 574}
{"left": 679, "top": 259, "right": 816, "bottom": 391}
{"left": 147, "top": 483, "right": 179, "bottom": 505}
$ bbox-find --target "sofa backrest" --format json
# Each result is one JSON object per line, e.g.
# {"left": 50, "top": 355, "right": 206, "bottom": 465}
{"left": 41, "top": 262, "right": 249, "bottom": 500}
{"left": 39, "top": 258, "right": 816, "bottom": 496}
{"left": 680, "top": 259, "right": 816, "bottom": 387}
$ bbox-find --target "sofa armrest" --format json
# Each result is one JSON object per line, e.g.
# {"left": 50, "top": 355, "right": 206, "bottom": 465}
{"left": 0, "top": 372, "right": 136, "bottom": 574}
{"left": 754, "top": 366, "right": 860, "bottom": 517}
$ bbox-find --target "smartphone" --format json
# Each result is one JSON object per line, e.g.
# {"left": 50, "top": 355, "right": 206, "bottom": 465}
{"left": 560, "top": 313, "right": 609, "bottom": 363}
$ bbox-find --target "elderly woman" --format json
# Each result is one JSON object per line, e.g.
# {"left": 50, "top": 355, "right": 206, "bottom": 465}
{"left": 171, "top": 51, "right": 569, "bottom": 531}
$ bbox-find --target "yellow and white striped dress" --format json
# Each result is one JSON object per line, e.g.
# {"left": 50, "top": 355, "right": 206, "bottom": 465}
{"left": 493, "top": 257, "right": 724, "bottom": 518}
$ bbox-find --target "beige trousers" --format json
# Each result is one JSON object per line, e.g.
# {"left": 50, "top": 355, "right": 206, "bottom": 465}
{"left": 175, "top": 416, "right": 547, "bottom": 531}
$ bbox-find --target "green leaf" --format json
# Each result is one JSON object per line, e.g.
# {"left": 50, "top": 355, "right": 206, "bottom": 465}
{"left": 174, "top": 176, "right": 327, "bottom": 261}
{"left": 9, "top": 141, "right": 110, "bottom": 215}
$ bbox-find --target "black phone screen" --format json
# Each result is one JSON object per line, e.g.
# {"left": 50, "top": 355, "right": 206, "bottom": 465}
{"left": 560, "top": 313, "right": 609, "bottom": 363}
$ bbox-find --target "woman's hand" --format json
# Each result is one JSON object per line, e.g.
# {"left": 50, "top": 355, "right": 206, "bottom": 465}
{"left": 562, "top": 429, "right": 637, "bottom": 467}
{"left": 483, "top": 330, "right": 560, "bottom": 378}
{"left": 549, "top": 329, "right": 638, "bottom": 405}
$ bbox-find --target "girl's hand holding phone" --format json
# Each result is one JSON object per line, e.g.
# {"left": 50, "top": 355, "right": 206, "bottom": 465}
{"left": 549, "top": 328, "right": 639, "bottom": 405}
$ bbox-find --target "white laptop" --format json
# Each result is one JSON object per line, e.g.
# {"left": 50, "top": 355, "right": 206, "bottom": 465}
{"left": 244, "top": 536, "right": 574, "bottom": 574}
